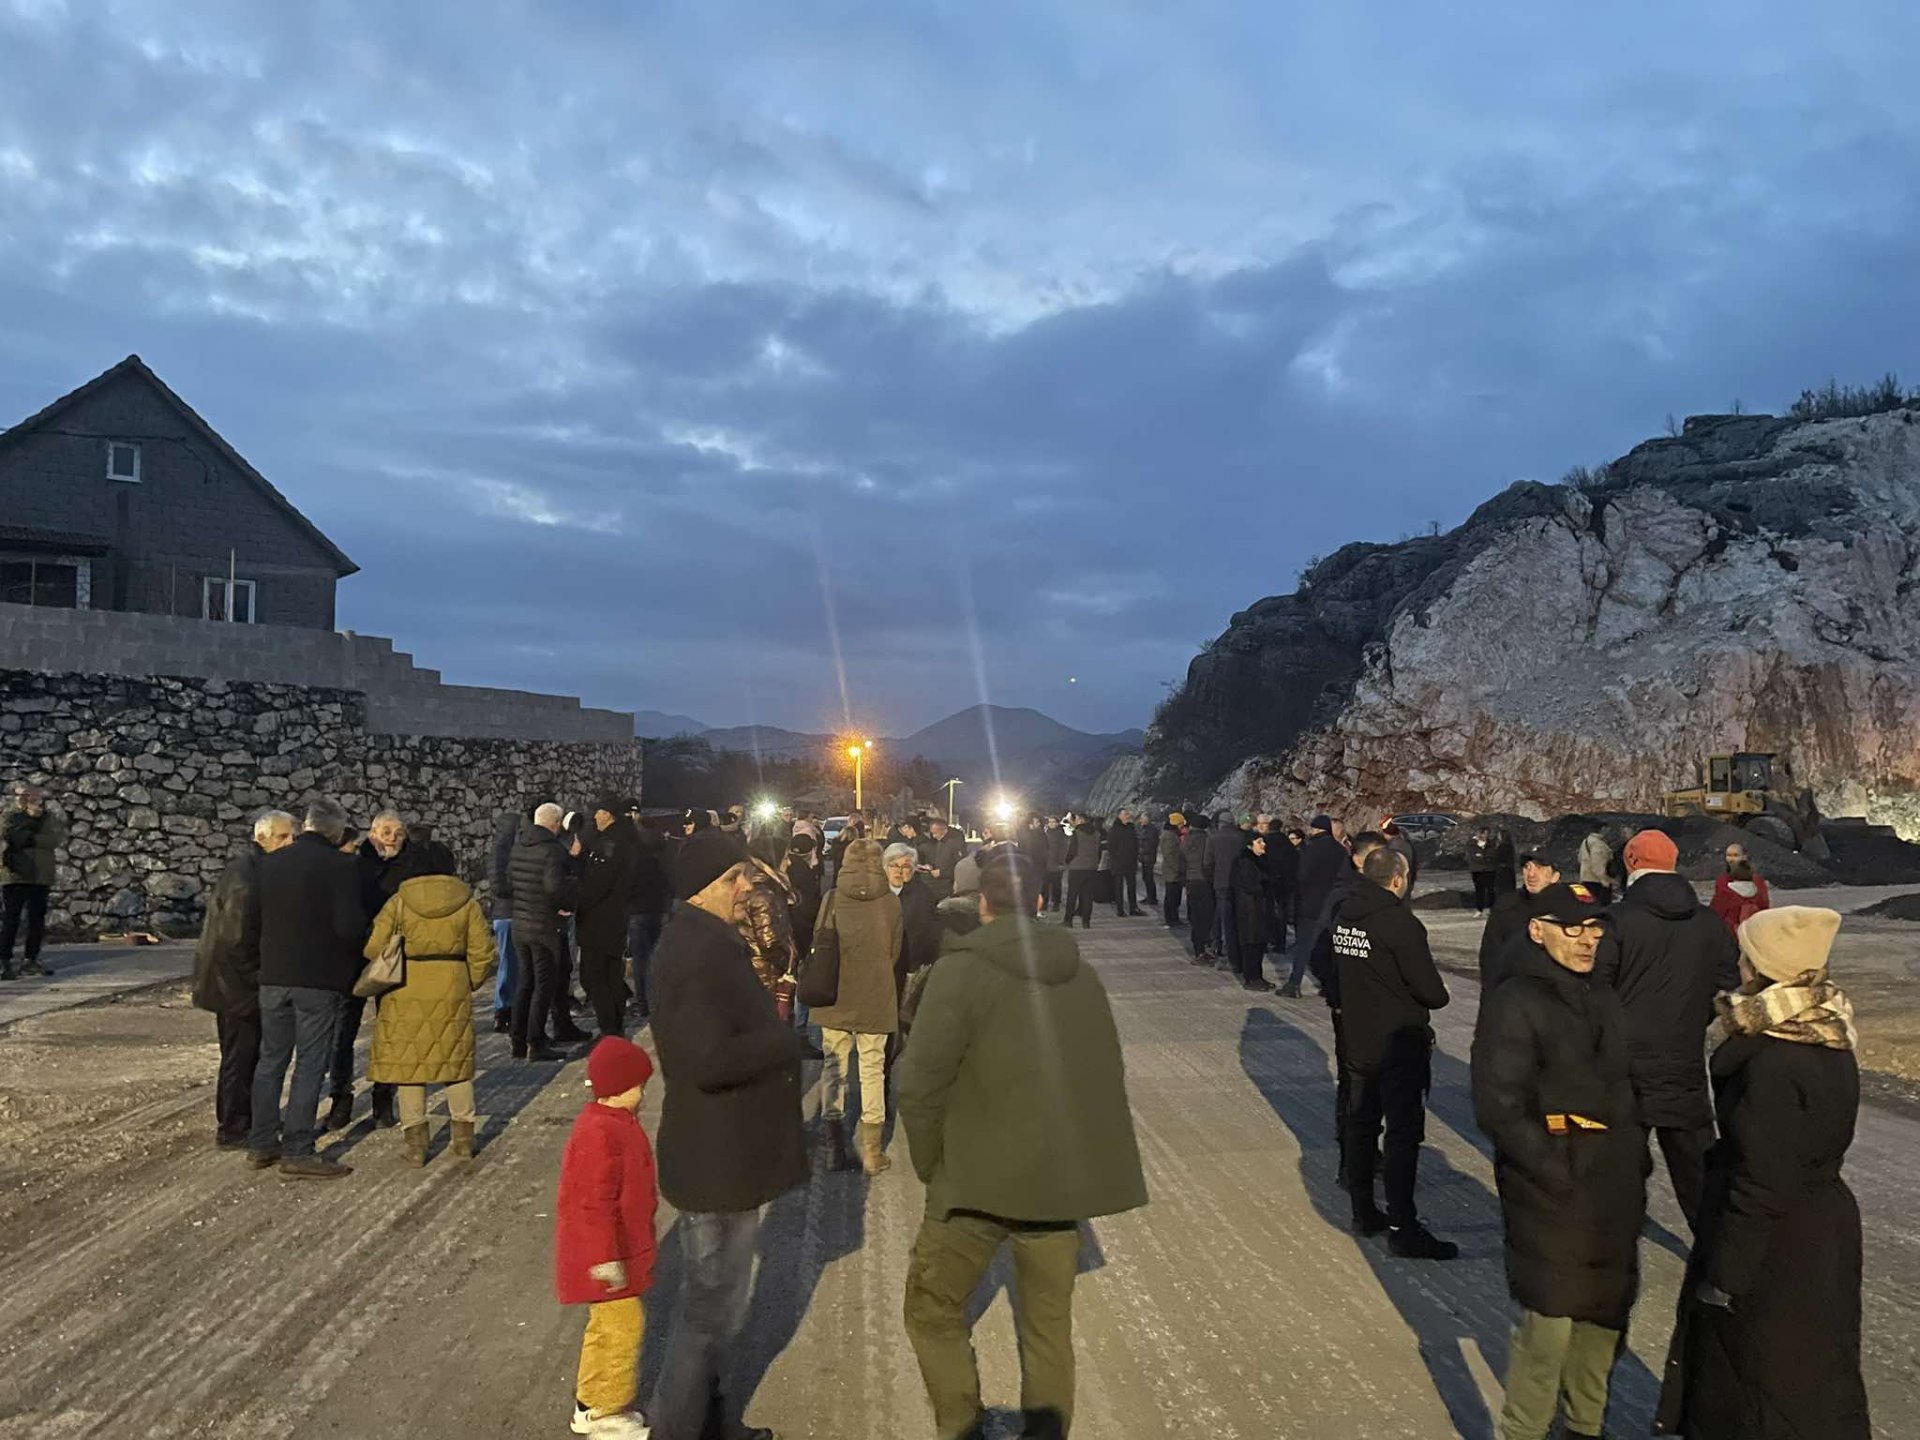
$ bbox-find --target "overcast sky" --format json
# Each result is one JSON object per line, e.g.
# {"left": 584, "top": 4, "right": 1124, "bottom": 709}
{"left": 3, "top": 1, "right": 1917, "bottom": 734}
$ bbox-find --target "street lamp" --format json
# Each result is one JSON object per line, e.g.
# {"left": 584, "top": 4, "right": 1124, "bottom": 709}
{"left": 847, "top": 741, "right": 870, "bottom": 811}
{"left": 942, "top": 777, "right": 963, "bottom": 825}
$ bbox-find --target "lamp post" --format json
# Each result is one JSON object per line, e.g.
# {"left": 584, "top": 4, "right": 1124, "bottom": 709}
{"left": 942, "top": 777, "right": 963, "bottom": 825}
{"left": 847, "top": 741, "right": 869, "bottom": 811}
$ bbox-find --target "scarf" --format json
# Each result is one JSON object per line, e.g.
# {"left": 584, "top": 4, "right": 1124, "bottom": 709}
{"left": 1711, "top": 971, "right": 1857, "bottom": 1055}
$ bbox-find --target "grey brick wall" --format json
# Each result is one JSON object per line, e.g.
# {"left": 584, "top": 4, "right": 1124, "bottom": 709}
{"left": 0, "top": 604, "right": 636, "bottom": 744}
{"left": 0, "top": 369, "right": 343, "bottom": 628}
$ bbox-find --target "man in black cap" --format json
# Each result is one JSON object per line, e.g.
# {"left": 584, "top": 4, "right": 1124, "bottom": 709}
{"left": 1479, "top": 851, "right": 1562, "bottom": 990}
{"left": 1331, "top": 845, "right": 1456, "bottom": 1259}
{"left": 1472, "top": 882, "right": 1646, "bottom": 1440}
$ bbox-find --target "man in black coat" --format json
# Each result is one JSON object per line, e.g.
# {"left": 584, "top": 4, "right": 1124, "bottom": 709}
{"left": 1331, "top": 846, "right": 1456, "bottom": 1258}
{"left": 1106, "top": 811, "right": 1142, "bottom": 916}
{"left": 573, "top": 797, "right": 637, "bottom": 1044}
{"left": 649, "top": 847, "right": 806, "bottom": 1440}
{"left": 193, "top": 809, "right": 296, "bottom": 1149}
{"left": 1307, "top": 831, "right": 1390, "bottom": 1188}
{"left": 1135, "top": 809, "right": 1158, "bottom": 907}
{"left": 488, "top": 808, "right": 521, "bottom": 1032}
{"left": 1284, "top": 814, "right": 1350, "bottom": 996}
{"left": 625, "top": 811, "right": 674, "bottom": 1022}
{"left": 247, "top": 796, "right": 368, "bottom": 1179}
{"left": 1181, "top": 814, "right": 1216, "bottom": 962}
{"left": 1467, "top": 826, "right": 1500, "bottom": 913}
{"left": 325, "top": 808, "right": 410, "bottom": 1132}
{"left": 1592, "top": 829, "right": 1739, "bottom": 1227}
{"left": 508, "top": 802, "right": 580, "bottom": 1063}
{"left": 1472, "top": 882, "right": 1648, "bottom": 1440}
{"left": 1255, "top": 815, "right": 1297, "bottom": 955}
{"left": 1479, "top": 851, "right": 1561, "bottom": 991}
{"left": 918, "top": 816, "right": 967, "bottom": 904}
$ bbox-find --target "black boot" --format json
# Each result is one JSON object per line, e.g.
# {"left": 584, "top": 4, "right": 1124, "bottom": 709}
{"left": 1388, "top": 1223, "right": 1459, "bottom": 1260}
{"left": 370, "top": 1086, "right": 398, "bottom": 1130}
{"left": 1350, "top": 1200, "right": 1390, "bottom": 1236}
{"left": 324, "top": 1092, "right": 353, "bottom": 1132}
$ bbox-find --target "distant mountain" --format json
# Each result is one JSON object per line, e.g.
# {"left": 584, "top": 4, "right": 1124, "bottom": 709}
{"left": 688, "top": 703, "right": 1145, "bottom": 808}
{"left": 632, "top": 710, "right": 710, "bottom": 738}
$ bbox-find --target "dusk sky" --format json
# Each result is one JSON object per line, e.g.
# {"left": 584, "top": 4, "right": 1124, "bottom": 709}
{"left": 3, "top": 1, "right": 1917, "bottom": 735}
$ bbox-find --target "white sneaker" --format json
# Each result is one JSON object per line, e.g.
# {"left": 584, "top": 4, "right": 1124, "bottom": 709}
{"left": 585, "top": 1413, "right": 651, "bottom": 1439}
{"left": 571, "top": 1404, "right": 592, "bottom": 1436}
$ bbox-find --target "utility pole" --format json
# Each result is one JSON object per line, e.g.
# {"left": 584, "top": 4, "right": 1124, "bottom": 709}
{"left": 847, "top": 741, "right": 870, "bottom": 812}
{"left": 942, "top": 777, "right": 963, "bottom": 825}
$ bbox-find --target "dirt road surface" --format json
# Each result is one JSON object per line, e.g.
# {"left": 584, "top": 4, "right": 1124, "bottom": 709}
{"left": 2, "top": 915, "right": 1916, "bottom": 1438}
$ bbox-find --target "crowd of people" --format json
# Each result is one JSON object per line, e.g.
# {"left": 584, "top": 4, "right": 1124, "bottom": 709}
{"left": 5, "top": 770, "right": 1871, "bottom": 1439}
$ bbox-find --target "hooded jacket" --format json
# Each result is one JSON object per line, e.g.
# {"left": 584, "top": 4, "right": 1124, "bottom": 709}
{"left": 1331, "top": 879, "right": 1450, "bottom": 1069}
{"left": 553, "top": 1100, "right": 658, "bottom": 1307}
{"left": 809, "top": 840, "right": 904, "bottom": 1034}
{"left": 1593, "top": 871, "right": 1740, "bottom": 1129}
{"left": 365, "top": 872, "right": 496, "bottom": 1084}
{"left": 508, "top": 819, "right": 576, "bottom": 933}
{"left": 1471, "top": 939, "right": 1649, "bottom": 1328}
{"left": 1181, "top": 821, "right": 1213, "bottom": 887}
{"left": 1, "top": 801, "right": 65, "bottom": 887}
{"left": 1063, "top": 822, "right": 1104, "bottom": 873}
{"left": 1709, "top": 872, "right": 1771, "bottom": 936}
{"left": 1158, "top": 826, "right": 1186, "bottom": 883}
{"left": 897, "top": 913, "right": 1148, "bottom": 1224}
{"left": 1578, "top": 833, "right": 1613, "bottom": 887}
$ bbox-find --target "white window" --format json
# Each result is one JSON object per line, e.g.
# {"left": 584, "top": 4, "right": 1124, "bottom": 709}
{"left": 106, "top": 441, "right": 141, "bottom": 482}
{"left": 203, "top": 576, "right": 256, "bottom": 623}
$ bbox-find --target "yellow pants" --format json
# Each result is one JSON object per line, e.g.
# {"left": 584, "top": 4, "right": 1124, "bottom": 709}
{"left": 577, "top": 1296, "right": 645, "bottom": 1417}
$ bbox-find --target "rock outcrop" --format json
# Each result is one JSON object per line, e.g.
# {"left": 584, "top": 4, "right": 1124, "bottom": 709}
{"left": 1146, "top": 409, "right": 1920, "bottom": 838}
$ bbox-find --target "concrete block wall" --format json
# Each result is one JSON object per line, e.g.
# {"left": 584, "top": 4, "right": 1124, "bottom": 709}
{"left": 0, "top": 603, "right": 634, "bottom": 744}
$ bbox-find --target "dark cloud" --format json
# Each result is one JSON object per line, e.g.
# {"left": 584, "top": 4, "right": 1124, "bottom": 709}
{"left": 2, "top": 1, "right": 1918, "bottom": 733}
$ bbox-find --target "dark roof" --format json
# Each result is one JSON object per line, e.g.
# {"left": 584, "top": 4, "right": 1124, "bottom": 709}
{"left": 0, "top": 354, "right": 358, "bottom": 577}
{"left": 0, "top": 524, "right": 111, "bottom": 556}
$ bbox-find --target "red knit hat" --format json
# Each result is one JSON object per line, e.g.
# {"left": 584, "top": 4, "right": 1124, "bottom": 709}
{"left": 587, "top": 1036, "right": 654, "bottom": 1097}
{"left": 1624, "top": 829, "right": 1679, "bottom": 874}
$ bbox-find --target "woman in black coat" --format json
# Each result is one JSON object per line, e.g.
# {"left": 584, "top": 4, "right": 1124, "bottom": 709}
{"left": 1229, "top": 835, "right": 1273, "bottom": 992}
{"left": 1657, "top": 905, "right": 1869, "bottom": 1439}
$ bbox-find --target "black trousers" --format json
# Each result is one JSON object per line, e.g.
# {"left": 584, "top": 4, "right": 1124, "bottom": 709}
{"left": 510, "top": 928, "right": 561, "bottom": 1048}
{"left": 215, "top": 1010, "right": 261, "bottom": 1142}
{"left": 1237, "top": 938, "right": 1267, "bottom": 986}
{"left": 579, "top": 944, "right": 627, "bottom": 1040}
{"left": 1331, "top": 1006, "right": 1353, "bottom": 1185}
{"left": 0, "top": 883, "right": 49, "bottom": 964}
{"left": 1185, "top": 881, "right": 1216, "bottom": 957}
{"left": 1346, "top": 1036, "right": 1431, "bottom": 1226}
{"left": 327, "top": 996, "right": 396, "bottom": 1111}
{"left": 1042, "top": 870, "right": 1063, "bottom": 910}
{"left": 1140, "top": 862, "right": 1158, "bottom": 906}
{"left": 1470, "top": 871, "right": 1497, "bottom": 911}
{"left": 1162, "top": 879, "right": 1183, "bottom": 927}
{"left": 1653, "top": 1122, "right": 1714, "bottom": 1228}
{"left": 1063, "top": 872, "right": 1095, "bottom": 926}
{"left": 1112, "top": 869, "right": 1137, "bottom": 915}
{"left": 1264, "top": 894, "right": 1290, "bottom": 954}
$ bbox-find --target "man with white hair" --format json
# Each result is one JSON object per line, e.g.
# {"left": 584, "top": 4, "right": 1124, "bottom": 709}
{"left": 509, "top": 801, "right": 579, "bottom": 1062}
{"left": 325, "top": 808, "right": 411, "bottom": 1132}
{"left": 193, "top": 810, "right": 296, "bottom": 1149}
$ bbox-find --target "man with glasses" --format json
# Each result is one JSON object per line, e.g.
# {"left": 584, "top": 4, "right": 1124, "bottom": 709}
{"left": 1331, "top": 845, "right": 1456, "bottom": 1259}
{"left": 1473, "top": 883, "right": 1647, "bottom": 1440}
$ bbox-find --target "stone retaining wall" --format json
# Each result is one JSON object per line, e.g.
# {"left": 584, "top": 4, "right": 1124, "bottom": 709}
{"left": 0, "top": 669, "right": 643, "bottom": 937}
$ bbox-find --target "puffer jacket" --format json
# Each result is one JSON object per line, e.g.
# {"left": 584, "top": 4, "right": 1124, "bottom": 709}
{"left": 0, "top": 802, "right": 65, "bottom": 886}
{"left": 508, "top": 819, "right": 576, "bottom": 932}
{"left": 365, "top": 873, "right": 496, "bottom": 1085}
{"left": 809, "top": 839, "right": 903, "bottom": 1034}
{"left": 735, "top": 859, "right": 797, "bottom": 995}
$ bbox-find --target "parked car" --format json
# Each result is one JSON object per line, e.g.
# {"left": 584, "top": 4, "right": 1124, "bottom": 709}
{"left": 1388, "top": 813, "right": 1459, "bottom": 841}
{"left": 822, "top": 815, "right": 849, "bottom": 847}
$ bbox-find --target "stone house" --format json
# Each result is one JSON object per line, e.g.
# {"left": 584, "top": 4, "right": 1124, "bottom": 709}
{"left": 0, "top": 354, "right": 356, "bottom": 629}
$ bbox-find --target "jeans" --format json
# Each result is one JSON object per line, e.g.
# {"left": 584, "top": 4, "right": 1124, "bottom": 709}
{"left": 510, "top": 925, "right": 561, "bottom": 1049}
{"left": 1471, "top": 871, "right": 1498, "bottom": 912}
{"left": 579, "top": 944, "right": 627, "bottom": 1039}
{"left": 215, "top": 1010, "right": 261, "bottom": 1142}
{"left": 1111, "top": 869, "right": 1137, "bottom": 915}
{"left": 1216, "top": 892, "right": 1239, "bottom": 967}
{"left": 1345, "top": 1034, "right": 1431, "bottom": 1226}
{"left": 1042, "top": 871, "right": 1063, "bottom": 910}
{"left": 1497, "top": 1309, "right": 1624, "bottom": 1440}
{"left": 1287, "top": 915, "right": 1324, "bottom": 990}
{"left": 327, "top": 994, "right": 395, "bottom": 1112}
{"left": 821, "top": 1027, "right": 888, "bottom": 1125}
{"left": 904, "top": 1210, "right": 1080, "bottom": 1440}
{"left": 1653, "top": 1122, "right": 1714, "bottom": 1229}
{"left": 1161, "top": 879, "right": 1183, "bottom": 927}
{"left": 627, "top": 911, "right": 665, "bottom": 1018}
{"left": 1185, "top": 880, "right": 1216, "bottom": 957}
{"left": 0, "top": 883, "right": 49, "bottom": 965}
{"left": 250, "top": 985, "right": 345, "bottom": 1156}
{"left": 492, "top": 918, "right": 516, "bottom": 1014}
{"left": 649, "top": 1209, "right": 762, "bottom": 1440}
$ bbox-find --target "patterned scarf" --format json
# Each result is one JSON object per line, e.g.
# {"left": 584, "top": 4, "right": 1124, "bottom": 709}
{"left": 1711, "top": 971, "right": 1858, "bottom": 1055}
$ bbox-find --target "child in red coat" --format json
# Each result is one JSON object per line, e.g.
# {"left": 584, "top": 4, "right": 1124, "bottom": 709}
{"left": 555, "top": 1037, "right": 659, "bottom": 1439}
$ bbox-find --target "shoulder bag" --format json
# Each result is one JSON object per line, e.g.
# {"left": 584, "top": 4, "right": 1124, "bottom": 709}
{"left": 796, "top": 893, "right": 841, "bottom": 1008}
{"left": 354, "top": 895, "right": 409, "bottom": 998}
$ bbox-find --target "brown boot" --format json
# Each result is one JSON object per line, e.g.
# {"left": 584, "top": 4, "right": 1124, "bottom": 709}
{"left": 402, "top": 1122, "right": 429, "bottom": 1168}
{"left": 857, "top": 1121, "right": 891, "bottom": 1175}
{"left": 450, "top": 1120, "right": 475, "bottom": 1163}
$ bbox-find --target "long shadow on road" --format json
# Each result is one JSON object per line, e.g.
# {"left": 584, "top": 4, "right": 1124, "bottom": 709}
{"left": 1237, "top": 1006, "right": 1660, "bottom": 1440}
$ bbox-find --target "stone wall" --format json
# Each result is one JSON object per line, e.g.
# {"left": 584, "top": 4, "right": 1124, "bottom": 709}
{"left": 0, "top": 669, "right": 643, "bottom": 938}
{"left": 0, "top": 603, "right": 634, "bottom": 744}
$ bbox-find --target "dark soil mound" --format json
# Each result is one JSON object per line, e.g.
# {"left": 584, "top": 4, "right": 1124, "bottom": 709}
{"left": 1823, "top": 822, "right": 1920, "bottom": 887}
{"left": 1860, "top": 892, "right": 1920, "bottom": 921}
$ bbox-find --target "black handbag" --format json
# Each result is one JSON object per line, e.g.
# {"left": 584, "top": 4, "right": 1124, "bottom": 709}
{"left": 796, "top": 895, "right": 841, "bottom": 1008}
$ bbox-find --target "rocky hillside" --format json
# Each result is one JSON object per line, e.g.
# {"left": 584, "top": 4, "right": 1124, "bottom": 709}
{"left": 1145, "top": 409, "right": 1920, "bottom": 837}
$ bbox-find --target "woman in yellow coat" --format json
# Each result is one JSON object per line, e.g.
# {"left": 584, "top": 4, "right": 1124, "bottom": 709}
{"left": 364, "top": 842, "right": 496, "bottom": 1167}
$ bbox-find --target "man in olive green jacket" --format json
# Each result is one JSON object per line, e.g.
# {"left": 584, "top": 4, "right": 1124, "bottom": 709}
{"left": 897, "top": 851, "right": 1147, "bottom": 1440}
{"left": 2, "top": 782, "right": 67, "bottom": 979}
